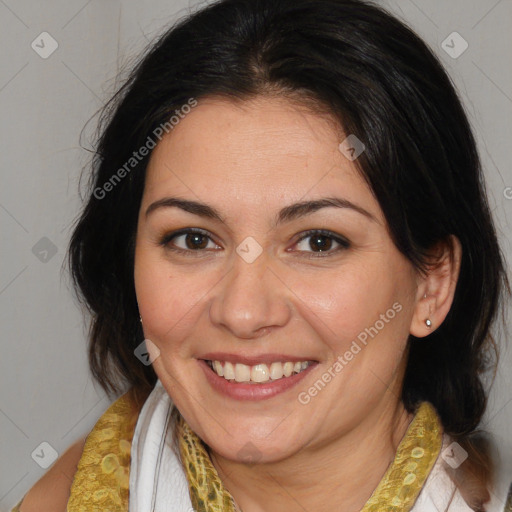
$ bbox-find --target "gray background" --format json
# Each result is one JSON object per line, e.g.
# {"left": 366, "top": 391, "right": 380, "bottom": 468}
{"left": 1, "top": 0, "right": 511, "bottom": 509}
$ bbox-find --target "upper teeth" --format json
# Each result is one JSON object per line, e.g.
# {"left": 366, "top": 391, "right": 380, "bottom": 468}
{"left": 209, "top": 360, "right": 310, "bottom": 383}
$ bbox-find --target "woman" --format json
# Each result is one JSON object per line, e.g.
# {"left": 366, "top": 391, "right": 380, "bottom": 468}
{"left": 14, "top": 0, "right": 512, "bottom": 511}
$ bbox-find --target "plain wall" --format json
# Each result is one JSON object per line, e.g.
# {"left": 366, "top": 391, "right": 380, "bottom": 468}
{"left": 1, "top": 0, "right": 511, "bottom": 509}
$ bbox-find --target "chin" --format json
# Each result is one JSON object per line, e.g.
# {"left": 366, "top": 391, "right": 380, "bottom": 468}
{"left": 198, "top": 420, "right": 307, "bottom": 465}
{"left": 211, "top": 438, "right": 296, "bottom": 465}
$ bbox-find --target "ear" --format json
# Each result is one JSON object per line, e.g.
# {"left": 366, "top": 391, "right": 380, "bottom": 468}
{"left": 410, "top": 235, "right": 462, "bottom": 337}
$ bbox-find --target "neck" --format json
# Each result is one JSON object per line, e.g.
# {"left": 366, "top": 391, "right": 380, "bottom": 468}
{"left": 209, "top": 398, "right": 415, "bottom": 512}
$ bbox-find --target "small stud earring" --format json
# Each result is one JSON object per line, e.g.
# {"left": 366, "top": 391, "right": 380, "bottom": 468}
{"left": 139, "top": 315, "right": 143, "bottom": 325}
{"left": 425, "top": 319, "right": 432, "bottom": 328}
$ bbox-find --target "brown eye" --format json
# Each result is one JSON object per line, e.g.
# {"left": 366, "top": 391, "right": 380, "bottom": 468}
{"left": 293, "top": 230, "right": 350, "bottom": 257}
{"left": 160, "top": 229, "right": 220, "bottom": 254}
{"left": 183, "top": 232, "right": 209, "bottom": 250}
{"left": 308, "top": 234, "right": 333, "bottom": 252}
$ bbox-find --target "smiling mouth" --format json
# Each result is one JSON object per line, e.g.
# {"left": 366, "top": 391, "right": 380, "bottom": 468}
{"left": 204, "top": 360, "right": 313, "bottom": 384}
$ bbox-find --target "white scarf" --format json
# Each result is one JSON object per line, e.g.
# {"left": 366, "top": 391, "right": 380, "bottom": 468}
{"left": 129, "top": 380, "right": 508, "bottom": 512}
{"left": 129, "top": 379, "right": 192, "bottom": 511}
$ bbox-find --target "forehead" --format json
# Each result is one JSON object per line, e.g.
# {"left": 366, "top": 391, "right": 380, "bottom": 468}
{"left": 142, "top": 95, "right": 381, "bottom": 222}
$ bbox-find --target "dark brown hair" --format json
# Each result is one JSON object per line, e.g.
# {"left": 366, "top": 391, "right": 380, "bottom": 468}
{"left": 68, "top": 0, "right": 510, "bottom": 508}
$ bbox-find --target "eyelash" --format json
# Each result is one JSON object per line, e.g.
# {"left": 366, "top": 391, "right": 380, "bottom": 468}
{"left": 158, "top": 228, "right": 350, "bottom": 258}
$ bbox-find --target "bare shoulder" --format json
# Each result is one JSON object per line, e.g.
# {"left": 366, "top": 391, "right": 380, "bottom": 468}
{"left": 18, "top": 436, "right": 87, "bottom": 512}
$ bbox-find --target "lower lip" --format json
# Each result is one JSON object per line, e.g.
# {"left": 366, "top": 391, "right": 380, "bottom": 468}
{"left": 198, "top": 360, "right": 317, "bottom": 401}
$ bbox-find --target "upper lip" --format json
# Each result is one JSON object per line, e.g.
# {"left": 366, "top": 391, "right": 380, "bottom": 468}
{"left": 199, "top": 352, "right": 318, "bottom": 366}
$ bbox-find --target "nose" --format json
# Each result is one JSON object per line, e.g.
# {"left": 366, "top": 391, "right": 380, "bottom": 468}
{"left": 209, "top": 249, "right": 292, "bottom": 339}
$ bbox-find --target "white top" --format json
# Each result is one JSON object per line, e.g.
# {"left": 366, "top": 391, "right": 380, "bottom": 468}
{"left": 413, "top": 434, "right": 511, "bottom": 511}
{"left": 129, "top": 380, "right": 512, "bottom": 512}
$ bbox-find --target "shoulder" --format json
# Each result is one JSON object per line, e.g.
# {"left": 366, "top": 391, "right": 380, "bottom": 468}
{"left": 16, "top": 436, "right": 86, "bottom": 512}
{"left": 15, "top": 388, "right": 145, "bottom": 512}
{"left": 66, "top": 389, "right": 144, "bottom": 511}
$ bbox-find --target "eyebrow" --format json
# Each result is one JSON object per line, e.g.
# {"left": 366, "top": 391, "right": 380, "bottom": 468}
{"left": 145, "top": 196, "right": 377, "bottom": 225}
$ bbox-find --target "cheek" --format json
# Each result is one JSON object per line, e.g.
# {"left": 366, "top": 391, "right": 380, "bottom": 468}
{"left": 296, "top": 265, "right": 387, "bottom": 337}
{"left": 134, "top": 242, "right": 213, "bottom": 348}
{"left": 134, "top": 244, "right": 179, "bottom": 336}
{"left": 292, "top": 257, "right": 414, "bottom": 361}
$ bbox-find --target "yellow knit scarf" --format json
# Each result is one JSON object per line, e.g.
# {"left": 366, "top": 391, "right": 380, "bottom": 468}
{"left": 61, "top": 395, "right": 442, "bottom": 512}
{"left": 177, "top": 401, "right": 443, "bottom": 512}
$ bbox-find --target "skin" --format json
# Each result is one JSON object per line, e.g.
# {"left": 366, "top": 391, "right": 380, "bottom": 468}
{"left": 134, "top": 95, "right": 461, "bottom": 512}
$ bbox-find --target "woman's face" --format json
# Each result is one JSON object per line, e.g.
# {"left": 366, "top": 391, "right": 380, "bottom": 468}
{"left": 134, "top": 95, "right": 422, "bottom": 462}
